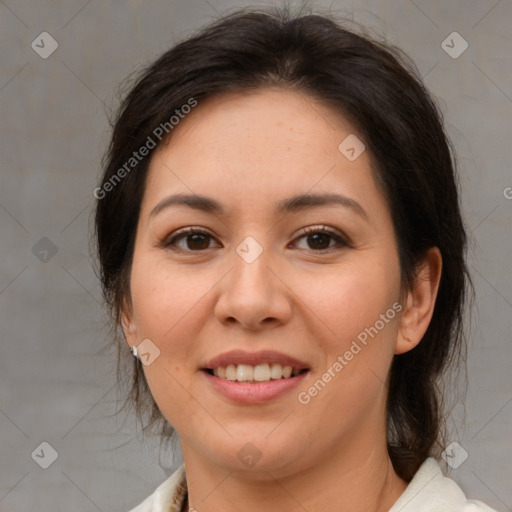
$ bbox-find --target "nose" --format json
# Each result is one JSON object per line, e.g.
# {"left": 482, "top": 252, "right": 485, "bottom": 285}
{"left": 214, "top": 245, "right": 292, "bottom": 331}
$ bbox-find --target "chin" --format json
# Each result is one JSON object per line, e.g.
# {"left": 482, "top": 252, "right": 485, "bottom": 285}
{"left": 200, "top": 428, "right": 310, "bottom": 479}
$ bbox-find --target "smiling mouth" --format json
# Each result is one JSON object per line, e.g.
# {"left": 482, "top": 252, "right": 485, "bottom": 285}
{"left": 203, "top": 363, "right": 309, "bottom": 383}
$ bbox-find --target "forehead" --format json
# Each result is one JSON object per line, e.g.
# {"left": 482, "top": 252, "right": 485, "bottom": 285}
{"left": 141, "top": 87, "right": 384, "bottom": 220}
{"left": 156, "top": 87, "right": 355, "bottom": 159}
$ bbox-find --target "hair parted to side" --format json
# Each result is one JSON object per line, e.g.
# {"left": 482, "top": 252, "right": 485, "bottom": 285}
{"left": 94, "top": 4, "right": 471, "bottom": 481}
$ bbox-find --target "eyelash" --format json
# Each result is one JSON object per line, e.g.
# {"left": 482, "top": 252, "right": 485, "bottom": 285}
{"left": 159, "top": 225, "right": 350, "bottom": 253}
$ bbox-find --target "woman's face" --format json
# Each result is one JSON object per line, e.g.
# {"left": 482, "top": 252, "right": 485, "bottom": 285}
{"left": 122, "top": 88, "right": 406, "bottom": 477}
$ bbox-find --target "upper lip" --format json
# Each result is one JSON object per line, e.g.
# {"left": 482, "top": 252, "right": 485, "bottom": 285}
{"left": 202, "top": 350, "right": 310, "bottom": 370}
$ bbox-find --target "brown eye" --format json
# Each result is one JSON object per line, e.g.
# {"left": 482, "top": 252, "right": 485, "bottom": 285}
{"left": 162, "top": 228, "right": 219, "bottom": 252}
{"left": 182, "top": 233, "right": 212, "bottom": 250}
{"left": 293, "top": 226, "right": 349, "bottom": 252}
{"left": 305, "top": 232, "right": 332, "bottom": 250}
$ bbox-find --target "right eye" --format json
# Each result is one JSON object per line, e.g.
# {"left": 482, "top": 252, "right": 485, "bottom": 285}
{"left": 160, "top": 228, "right": 221, "bottom": 252}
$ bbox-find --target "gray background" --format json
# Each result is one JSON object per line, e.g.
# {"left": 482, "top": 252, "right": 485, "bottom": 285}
{"left": 0, "top": 0, "right": 511, "bottom": 511}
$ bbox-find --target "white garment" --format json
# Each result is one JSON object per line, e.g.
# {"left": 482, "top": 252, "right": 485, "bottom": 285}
{"left": 387, "top": 458, "right": 498, "bottom": 512}
{"left": 128, "top": 457, "right": 498, "bottom": 512}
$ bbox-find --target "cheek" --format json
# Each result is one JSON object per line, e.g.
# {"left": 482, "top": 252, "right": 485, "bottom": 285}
{"left": 129, "top": 254, "right": 209, "bottom": 342}
{"left": 291, "top": 257, "right": 402, "bottom": 415}
{"left": 293, "top": 259, "right": 401, "bottom": 347}
{"left": 292, "top": 267, "right": 401, "bottom": 427}
{"left": 129, "top": 255, "right": 211, "bottom": 428}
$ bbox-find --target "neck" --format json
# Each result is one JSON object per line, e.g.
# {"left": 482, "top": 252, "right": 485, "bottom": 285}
{"left": 182, "top": 439, "right": 407, "bottom": 512}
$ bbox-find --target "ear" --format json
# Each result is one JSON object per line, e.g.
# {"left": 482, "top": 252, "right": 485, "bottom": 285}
{"left": 120, "top": 297, "right": 138, "bottom": 347}
{"left": 395, "top": 247, "right": 442, "bottom": 355}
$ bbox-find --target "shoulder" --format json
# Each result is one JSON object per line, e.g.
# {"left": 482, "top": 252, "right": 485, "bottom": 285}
{"left": 127, "top": 464, "right": 187, "bottom": 512}
{"left": 388, "top": 457, "right": 499, "bottom": 512}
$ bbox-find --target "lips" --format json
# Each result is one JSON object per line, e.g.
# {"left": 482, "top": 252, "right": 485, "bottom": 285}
{"left": 200, "top": 350, "right": 311, "bottom": 401}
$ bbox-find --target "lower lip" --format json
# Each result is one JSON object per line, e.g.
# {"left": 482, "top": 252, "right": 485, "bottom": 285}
{"left": 201, "top": 370, "right": 310, "bottom": 404}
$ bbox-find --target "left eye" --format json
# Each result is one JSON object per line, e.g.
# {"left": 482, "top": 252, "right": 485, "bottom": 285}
{"left": 293, "top": 227, "right": 347, "bottom": 251}
{"left": 161, "top": 226, "right": 348, "bottom": 252}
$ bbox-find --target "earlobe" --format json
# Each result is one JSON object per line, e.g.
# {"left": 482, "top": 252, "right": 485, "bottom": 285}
{"left": 395, "top": 247, "right": 442, "bottom": 355}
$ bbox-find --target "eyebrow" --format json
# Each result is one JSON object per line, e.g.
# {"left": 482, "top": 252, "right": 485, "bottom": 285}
{"left": 149, "top": 192, "right": 369, "bottom": 221}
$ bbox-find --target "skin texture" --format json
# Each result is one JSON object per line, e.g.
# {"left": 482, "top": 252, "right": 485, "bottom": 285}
{"left": 121, "top": 88, "right": 442, "bottom": 512}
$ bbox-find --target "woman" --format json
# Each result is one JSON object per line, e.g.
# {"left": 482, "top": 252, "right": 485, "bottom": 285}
{"left": 94, "top": 5, "right": 498, "bottom": 512}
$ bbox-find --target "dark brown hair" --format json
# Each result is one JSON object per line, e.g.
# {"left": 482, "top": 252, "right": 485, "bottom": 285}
{"left": 94, "top": 4, "right": 470, "bottom": 481}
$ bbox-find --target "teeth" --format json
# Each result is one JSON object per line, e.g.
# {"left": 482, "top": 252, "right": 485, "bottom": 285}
{"left": 236, "top": 364, "right": 253, "bottom": 382}
{"left": 211, "top": 363, "right": 301, "bottom": 382}
{"left": 225, "top": 364, "right": 237, "bottom": 381}
{"left": 253, "top": 363, "right": 270, "bottom": 381}
{"left": 270, "top": 363, "right": 283, "bottom": 379}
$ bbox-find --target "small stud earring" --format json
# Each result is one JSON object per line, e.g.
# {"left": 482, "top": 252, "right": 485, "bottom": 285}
{"left": 130, "top": 345, "right": 139, "bottom": 359}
